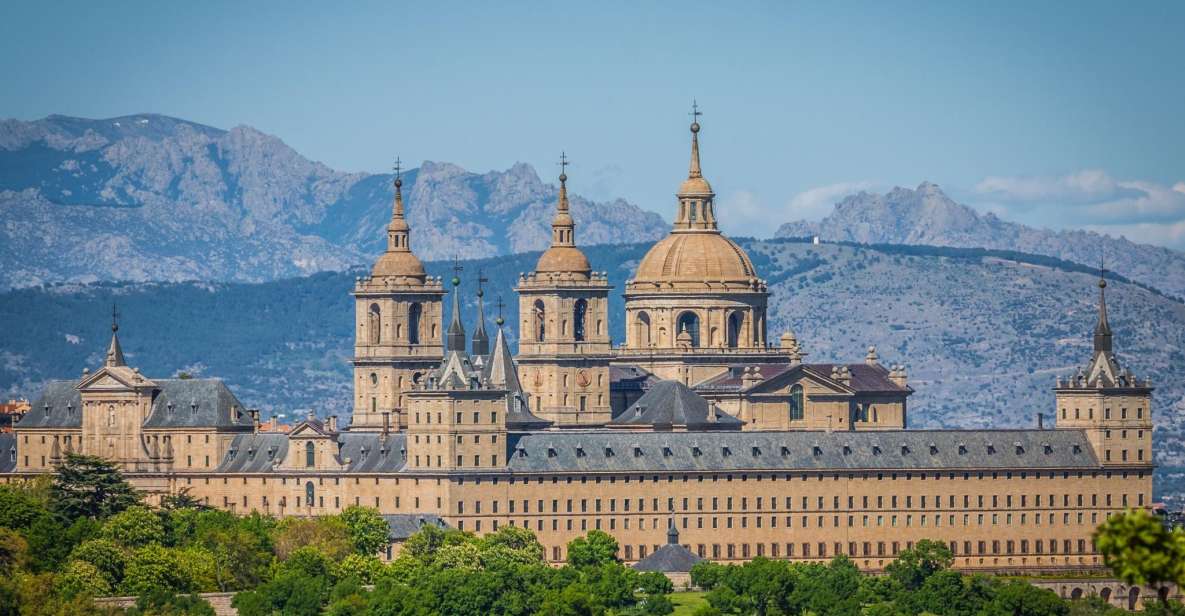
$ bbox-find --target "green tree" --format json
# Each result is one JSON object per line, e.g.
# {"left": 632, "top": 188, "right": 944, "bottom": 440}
{"left": 57, "top": 559, "right": 113, "bottom": 598}
{"left": 121, "top": 544, "right": 192, "bottom": 596}
{"left": 51, "top": 453, "right": 140, "bottom": 520}
{"left": 566, "top": 530, "right": 619, "bottom": 568}
{"left": 1095, "top": 509, "right": 1185, "bottom": 593}
{"left": 102, "top": 506, "right": 166, "bottom": 547}
{"left": 233, "top": 571, "right": 328, "bottom": 616}
{"left": 985, "top": 581, "right": 1069, "bottom": 616}
{"left": 885, "top": 539, "right": 955, "bottom": 591}
{"left": 274, "top": 516, "right": 353, "bottom": 561}
{"left": 0, "top": 485, "right": 50, "bottom": 530}
{"left": 338, "top": 553, "right": 384, "bottom": 584}
{"left": 339, "top": 505, "right": 390, "bottom": 556}
{"left": 126, "top": 590, "right": 217, "bottom": 616}
{"left": 0, "top": 528, "right": 28, "bottom": 573}
{"left": 159, "top": 489, "right": 209, "bottom": 513}
{"left": 71, "top": 538, "right": 127, "bottom": 588}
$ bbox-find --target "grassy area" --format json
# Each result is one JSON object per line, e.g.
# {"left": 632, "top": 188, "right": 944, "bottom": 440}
{"left": 671, "top": 591, "right": 707, "bottom": 616}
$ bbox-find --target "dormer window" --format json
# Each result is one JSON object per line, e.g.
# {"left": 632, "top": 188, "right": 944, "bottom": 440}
{"left": 247, "top": 447, "right": 255, "bottom": 460}
{"left": 547, "top": 447, "right": 558, "bottom": 458}
{"left": 1072, "top": 444, "right": 1082, "bottom": 454}
{"left": 986, "top": 442, "right": 996, "bottom": 454}
{"left": 575, "top": 446, "right": 586, "bottom": 458}
{"left": 872, "top": 444, "right": 882, "bottom": 455}
{"left": 900, "top": 443, "right": 910, "bottom": 455}
{"left": 662, "top": 447, "right": 673, "bottom": 458}
{"left": 227, "top": 448, "right": 237, "bottom": 461}
{"left": 516, "top": 446, "right": 527, "bottom": 458}
{"left": 1014, "top": 442, "right": 1024, "bottom": 454}
{"left": 842, "top": 444, "right": 851, "bottom": 455}
{"left": 957, "top": 442, "right": 967, "bottom": 455}
{"left": 604, "top": 447, "right": 614, "bottom": 457}
{"left": 1042, "top": 442, "right": 1053, "bottom": 454}
{"left": 812, "top": 444, "right": 822, "bottom": 456}
{"left": 752, "top": 446, "right": 761, "bottom": 456}
{"left": 633, "top": 446, "right": 643, "bottom": 457}
{"left": 780, "top": 446, "right": 790, "bottom": 456}
{"left": 722, "top": 447, "right": 732, "bottom": 457}
{"left": 928, "top": 443, "right": 938, "bottom": 455}
{"left": 691, "top": 446, "right": 702, "bottom": 457}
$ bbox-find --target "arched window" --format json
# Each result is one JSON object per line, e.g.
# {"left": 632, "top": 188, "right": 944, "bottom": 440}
{"left": 305, "top": 481, "right": 315, "bottom": 507}
{"left": 533, "top": 300, "right": 546, "bottom": 342}
{"left": 677, "top": 312, "right": 701, "bottom": 347}
{"left": 634, "top": 312, "right": 651, "bottom": 347}
{"left": 573, "top": 299, "right": 587, "bottom": 341}
{"left": 726, "top": 311, "right": 742, "bottom": 348}
{"left": 789, "top": 384, "right": 804, "bottom": 421}
{"left": 305, "top": 441, "right": 315, "bottom": 467}
{"left": 368, "top": 303, "right": 382, "bottom": 344}
{"left": 408, "top": 303, "right": 421, "bottom": 344}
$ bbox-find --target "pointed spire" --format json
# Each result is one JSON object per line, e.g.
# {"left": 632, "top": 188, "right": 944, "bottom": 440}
{"left": 688, "top": 100, "right": 703, "bottom": 179}
{"left": 386, "top": 158, "right": 410, "bottom": 252}
{"left": 667, "top": 517, "right": 679, "bottom": 545}
{"left": 551, "top": 152, "right": 575, "bottom": 248}
{"left": 445, "top": 258, "right": 467, "bottom": 353}
{"left": 484, "top": 322, "right": 522, "bottom": 393}
{"left": 1094, "top": 259, "right": 1112, "bottom": 353}
{"left": 471, "top": 269, "right": 490, "bottom": 356}
{"left": 105, "top": 303, "right": 125, "bottom": 367}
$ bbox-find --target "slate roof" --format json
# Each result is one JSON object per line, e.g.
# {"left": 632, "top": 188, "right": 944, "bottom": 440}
{"left": 18, "top": 380, "right": 82, "bottom": 428}
{"left": 18, "top": 378, "right": 252, "bottom": 431}
{"left": 143, "top": 379, "right": 253, "bottom": 429}
{"left": 610, "top": 365, "right": 660, "bottom": 392}
{"left": 506, "top": 429, "right": 1098, "bottom": 473}
{"left": 609, "top": 380, "right": 742, "bottom": 430}
{"left": 382, "top": 514, "right": 449, "bottom": 541}
{"left": 0, "top": 433, "right": 16, "bottom": 473}
{"left": 215, "top": 432, "right": 408, "bottom": 473}
{"left": 696, "top": 363, "right": 909, "bottom": 394}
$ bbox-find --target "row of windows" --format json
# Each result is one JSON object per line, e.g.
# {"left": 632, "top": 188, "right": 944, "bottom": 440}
{"left": 1061, "top": 407, "right": 1145, "bottom": 420}
{"left": 620, "top": 537, "right": 1094, "bottom": 561}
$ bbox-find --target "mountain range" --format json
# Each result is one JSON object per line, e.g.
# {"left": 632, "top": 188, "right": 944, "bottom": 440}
{"left": 777, "top": 182, "right": 1185, "bottom": 300}
{"left": 0, "top": 114, "right": 667, "bottom": 290}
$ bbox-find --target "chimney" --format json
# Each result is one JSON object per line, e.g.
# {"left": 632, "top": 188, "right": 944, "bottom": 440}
{"left": 1037, "top": 412, "right": 1044, "bottom": 430}
{"left": 231, "top": 404, "right": 239, "bottom": 423}
{"left": 741, "top": 366, "right": 763, "bottom": 389}
{"left": 328, "top": 414, "right": 338, "bottom": 433}
{"left": 249, "top": 409, "right": 260, "bottom": 434}
{"left": 890, "top": 365, "right": 908, "bottom": 388}
{"left": 865, "top": 346, "right": 879, "bottom": 366}
{"left": 381, "top": 411, "right": 391, "bottom": 441}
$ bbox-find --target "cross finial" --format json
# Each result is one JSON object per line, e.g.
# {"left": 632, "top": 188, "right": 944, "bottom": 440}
{"left": 452, "top": 255, "right": 464, "bottom": 278}
{"left": 476, "top": 267, "right": 488, "bottom": 297}
{"left": 558, "top": 151, "right": 570, "bottom": 177}
{"left": 495, "top": 295, "right": 506, "bottom": 326}
{"left": 111, "top": 302, "right": 120, "bottom": 333}
{"left": 690, "top": 99, "right": 702, "bottom": 124}
{"left": 392, "top": 157, "right": 402, "bottom": 180}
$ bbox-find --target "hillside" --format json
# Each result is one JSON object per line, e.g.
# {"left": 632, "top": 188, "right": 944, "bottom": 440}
{"left": 0, "top": 114, "right": 667, "bottom": 289}
{"left": 776, "top": 182, "right": 1185, "bottom": 299}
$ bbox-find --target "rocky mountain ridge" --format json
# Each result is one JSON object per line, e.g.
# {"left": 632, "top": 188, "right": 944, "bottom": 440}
{"left": 776, "top": 182, "right": 1185, "bottom": 299}
{"left": 0, "top": 114, "right": 667, "bottom": 290}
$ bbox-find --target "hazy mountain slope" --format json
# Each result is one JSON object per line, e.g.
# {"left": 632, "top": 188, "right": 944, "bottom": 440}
{"left": 776, "top": 182, "right": 1185, "bottom": 299}
{"left": 0, "top": 114, "right": 666, "bottom": 289}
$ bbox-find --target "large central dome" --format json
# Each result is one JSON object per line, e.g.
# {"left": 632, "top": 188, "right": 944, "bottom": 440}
{"left": 634, "top": 232, "right": 756, "bottom": 284}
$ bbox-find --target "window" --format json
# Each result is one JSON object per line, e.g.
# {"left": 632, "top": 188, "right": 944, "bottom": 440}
{"left": 573, "top": 299, "right": 587, "bottom": 341}
{"left": 368, "top": 303, "right": 382, "bottom": 344}
{"left": 634, "top": 312, "right": 651, "bottom": 347}
{"left": 408, "top": 302, "right": 422, "bottom": 344}
{"left": 305, "top": 441, "right": 315, "bottom": 467}
{"left": 305, "top": 481, "right": 314, "bottom": 506}
{"left": 676, "top": 312, "right": 701, "bottom": 347}
{"left": 726, "top": 311, "right": 742, "bottom": 348}
{"left": 789, "top": 384, "right": 805, "bottom": 421}
{"left": 533, "top": 300, "right": 546, "bottom": 341}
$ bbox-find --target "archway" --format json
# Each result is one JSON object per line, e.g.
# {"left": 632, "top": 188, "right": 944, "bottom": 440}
{"left": 1070, "top": 588, "right": 1083, "bottom": 600}
{"left": 368, "top": 303, "right": 382, "bottom": 344}
{"left": 634, "top": 312, "right": 651, "bottom": 347}
{"left": 726, "top": 311, "right": 742, "bottom": 348}
{"left": 533, "top": 300, "right": 546, "bottom": 341}
{"left": 1100, "top": 588, "right": 1112, "bottom": 603}
{"left": 1128, "top": 587, "right": 1140, "bottom": 610}
{"left": 408, "top": 303, "right": 422, "bottom": 344}
{"left": 573, "top": 299, "right": 587, "bottom": 342}
{"left": 676, "top": 312, "right": 701, "bottom": 347}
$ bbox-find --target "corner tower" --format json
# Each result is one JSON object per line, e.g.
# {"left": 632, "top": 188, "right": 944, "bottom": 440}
{"left": 1054, "top": 271, "right": 1153, "bottom": 469}
{"left": 515, "top": 155, "right": 612, "bottom": 426}
{"left": 351, "top": 162, "right": 445, "bottom": 431}
{"left": 619, "top": 105, "right": 776, "bottom": 384}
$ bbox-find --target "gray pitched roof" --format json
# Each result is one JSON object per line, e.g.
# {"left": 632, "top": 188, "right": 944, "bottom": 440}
{"left": 506, "top": 429, "right": 1098, "bottom": 473}
{"left": 696, "top": 362, "right": 910, "bottom": 394}
{"left": 18, "top": 380, "right": 82, "bottom": 428}
{"left": 0, "top": 433, "right": 16, "bottom": 473}
{"left": 18, "top": 378, "right": 251, "bottom": 431}
{"left": 143, "top": 379, "right": 253, "bottom": 429}
{"left": 215, "top": 432, "right": 408, "bottom": 473}
{"left": 634, "top": 543, "right": 702, "bottom": 572}
{"left": 610, "top": 380, "right": 742, "bottom": 430}
{"left": 382, "top": 514, "right": 449, "bottom": 541}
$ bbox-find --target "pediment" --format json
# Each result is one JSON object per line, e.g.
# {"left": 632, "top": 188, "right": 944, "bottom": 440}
{"left": 78, "top": 367, "right": 136, "bottom": 392}
{"left": 288, "top": 422, "right": 332, "bottom": 439}
{"left": 746, "top": 365, "right": 852, "bottom": 396}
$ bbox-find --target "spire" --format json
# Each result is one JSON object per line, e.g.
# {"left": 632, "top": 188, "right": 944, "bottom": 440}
{"left": 105, "top": 303, "right": 125, "bottom": 367}
{"left": 551, "top": 152, "right": 575, "bottom": 247}
{"left": 471, "top": 269, "right": 490, "bottom": 356}
{"left": 667, "top": 517, "right": 679, "bottom": 545}
{"left": 483, "top": 317, "right": 522, "bottom": 393}
{"left": 673, "top": 101, "right": 717, "bottom": 231}
{"left": 445, "top": 258, "right": 467, "bottom": 353}
{"left": 688, "top": 100, "right": 703, "bottom": 179}
{"left": 386, "top": 158, "right": 410, "bottom": 252}
{"left": 1094, "top": 260, "right": 1113, "bottom": 353}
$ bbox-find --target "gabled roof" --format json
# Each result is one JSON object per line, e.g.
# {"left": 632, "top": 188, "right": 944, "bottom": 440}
{"left": 610, "top": 380, "right": 742, "bottom": 430}
{"left": 633, "top": 525, "right": 702, "bottom": 573}
{"left": 143, "top": 379, "right": 252, "bottom": 429}
{"left": 382, "top": 514, "right": 449, "bottom": 541}
{"left": 696, "top": 362, "right": 911, "bottom": 395}
{"left": 18, "top": 380, "right": 82, "bottom": 428}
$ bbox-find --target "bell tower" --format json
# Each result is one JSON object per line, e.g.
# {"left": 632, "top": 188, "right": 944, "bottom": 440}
{"left": 515, "top": 155, "right": 612, "bottom": 426}
{"left": 351, "top": 160, "right": 445, "bottom": 431}
{"left": 1054, "top": 269, "right": 1154, "bottom": 468}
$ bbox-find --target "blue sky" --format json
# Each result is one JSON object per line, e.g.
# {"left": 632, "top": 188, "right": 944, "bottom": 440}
{"left": 2, "top": 1, "right": 1183, "bottom": 247}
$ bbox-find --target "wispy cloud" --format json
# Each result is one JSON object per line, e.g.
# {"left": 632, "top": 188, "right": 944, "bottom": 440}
{"left": 973, "top": 170, "right": 1185, "bottom": 226}
{"left": 785, "top": 181, "right": 877, "bottom": 221}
